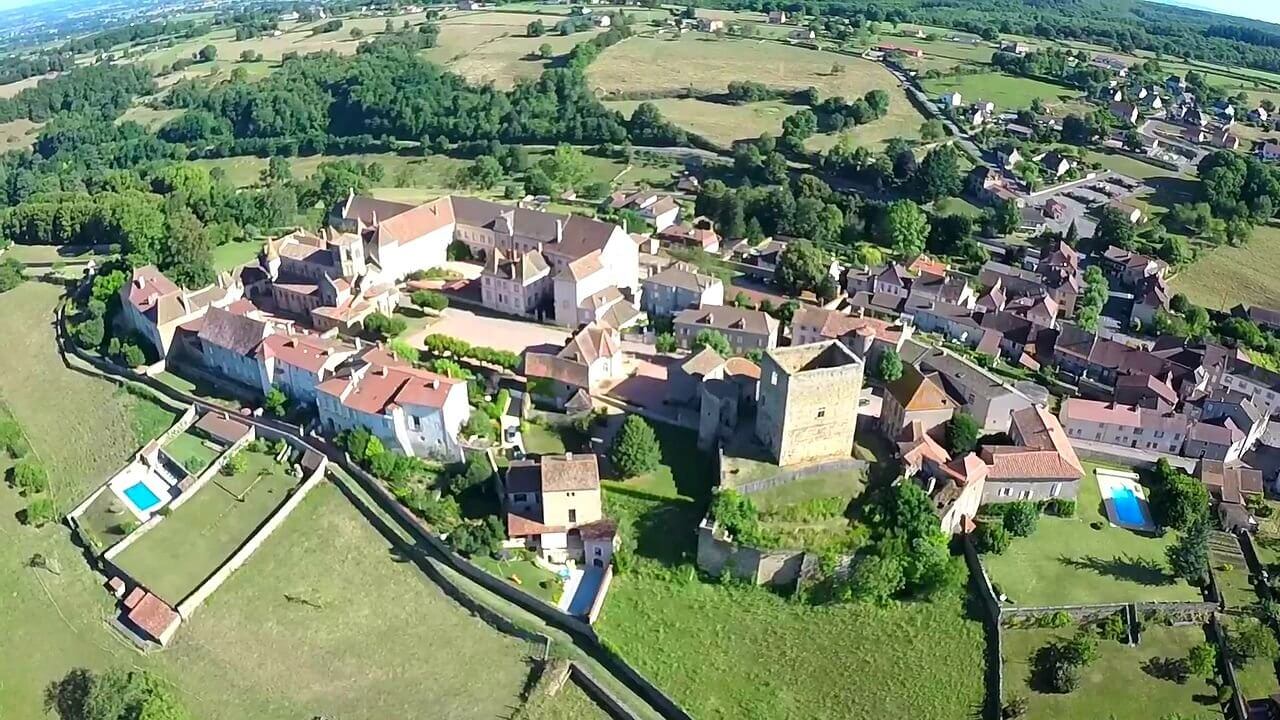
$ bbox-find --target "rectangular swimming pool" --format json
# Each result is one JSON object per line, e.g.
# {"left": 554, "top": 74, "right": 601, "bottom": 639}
{"left": 568, "top": 566, "right": 605, "bottom": 617}
{"left": 123, "top": 481, "right": 162, "bottom": 512}
{"left": 1109, "top": 486, "right": 1146, "bottom": 526}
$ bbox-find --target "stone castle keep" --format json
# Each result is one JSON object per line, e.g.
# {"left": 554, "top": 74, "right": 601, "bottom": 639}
{"left": 755, "top": 341, "right": 864, "bottom": 466}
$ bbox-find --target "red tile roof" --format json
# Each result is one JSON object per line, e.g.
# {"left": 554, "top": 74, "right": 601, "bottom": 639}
{"left": 376, "top": 197, "right": 454, "bottom": 246}
{"left": 319, "top": 359, "right": 461, "bottom": 415}
{"left": 126, "top": 591, "right": 180, "bottom": 642}
{"left": 257, "top": 333, "right": 346, "bottom": 374}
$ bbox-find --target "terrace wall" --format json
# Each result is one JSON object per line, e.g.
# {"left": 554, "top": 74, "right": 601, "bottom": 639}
{"left": 728, "top": 456, "right": 869, "bottom": 495}
{"left": 176, "top": 455, "right": 328, "bottom": 619}
{"left": 694, "top": 517, "right": 812, "bottom": 587}
{"left": 167, "top": 430, "right": 255, "bottom": 512}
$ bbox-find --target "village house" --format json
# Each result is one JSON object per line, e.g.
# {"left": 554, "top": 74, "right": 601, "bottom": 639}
{"left": 656, "top": 221, "right": 721, "bottom": 254}
{"left": 256, "top": 333, "right": 357, "bottom": 406}
{"left": 1197, "top": 459, "right": 1264, "bottom": 525}
{"left": 1263, "top": 141, "right": 1280, "bottom": 161}
{"left": 607, "top": 190, "right": 681, "bottom": 231}
{"left": 316, "top": 349, "right": 471, "bottom": 461}
{"left": 1109, "top": 101, "right": 1139, "bottom": 124}
{"left": 1114, "top": 373, "right": 1179, "bottom": 411}
{"left": 790, "top": 306, "right": 913, "bottom": 366}
{"left": 118, "top": 265, "right": 245, "bottom": 362}
{"left": 755, "top": 341, "right": 863, "bottom": 466}
{"left": 481, "top": 248, "right": 553, "bottom": 319}
{"left": 981, "top": 405, "right": 1084, "bottom": 502}
{"left": 674, "top": 306, "right": 779, "bottom": 355}
{"left": 998, "top": 146, "right": 1024, "bottom": 170}
{"left": 504, "top": 453, "right": 615, "bottom": 564}
{"left": 941, "top": 91, "right": 963, "bottom": 108}
{"left": 640, "top": 265, "right": 724, "bottom": 318}
{"left": 1107, "top": 200, "right": 1144, "bottom": 225}
{"left": 915, "top": 346, "right": 1035, "bottom": 433}
{"left": 1040, "top": 151, "right": 1073, "bottom": 179}
{"left": 1184, "top": 390, "right": 1268, "bottom": 463}
{"left": 194, "top": 306, "right": 275, "bottom": 389}
{"left": 1000, "top": 40, "right": 1029, "bottom": 55}
{"left": 1251, "top": 107, "right": 1270, "bottom": 123}
{"left": 767, "top": 10, "right": 787, "bottom": 23}
{"left": 1221, "top": 358, "right": 1280, "bottom": 414}
{"left": 899, "top": 421, "right": 987, "bottom": 535}
{"left": 1059, "top": 398, "right": 1188, "bottom": 453}
{"left": 880, "top": 363, "right": 957, "bottom": 439}
{"left": 524, "top": 322, "right": 627, "bottom": 407}
{"left": 1101, "top": 245, "right": 1167, "bottom": 286}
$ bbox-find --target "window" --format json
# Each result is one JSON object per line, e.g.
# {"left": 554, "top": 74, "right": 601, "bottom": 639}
{"left": 594, "top": 547, "right": 602, "bottom": 556}
{"left": 771, "top": 371, "right": 778, "bottom": 385}
{"left": 568, "top": 509, "right": 577, "bottom": 523}
{"left": 1020, "top": 490, "right": 1032, "bottom": 500}
{"left": 1050, "top": 483, "right": 1061, "bottom": 497}
{"left": 513, "top": 493, "right": 527, "bottom": 503}
{"left": 816, "top": 407, "right": 826, "bottom": 419}
{"left": 999, "top": 487, "right": 1012, "bottom": 497}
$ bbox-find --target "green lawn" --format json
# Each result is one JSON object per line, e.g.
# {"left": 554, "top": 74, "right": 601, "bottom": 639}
{"left": 161, "top": 480, "right": 536, "bottom": 720}
{"left": 523, "top": 421, "right": 569, "bottom": 456}
{"left": 212, "top": 238, "right": 262, "bottom": 271}
{"left": 1002, "top": 625, "right": 1218, "bottom": 720}
{"left": 113, "top": 449, "right": 299, "bottom": 605}
{"left": 981, "top": 463, "right": 1200, "bottom": 606}
{"left": 922, "top": 71, "right": 1080, "bottom": 111}
{"left": 933, "top": 196, "right": 986, "bottom": 219}
{"left": 521, "top": 677, "right": 611, "bottom": 720}
{"left": 473, "top": 554, "right": 563, "bottom": 604}
{"left": 162, "top": 429, "right": 224, "bottom": 476}
{"left": 595, "top": 421, "right": 987, "bottom": 720}
{"left": 752, "top": 470, "right": 867, "bottom": 554}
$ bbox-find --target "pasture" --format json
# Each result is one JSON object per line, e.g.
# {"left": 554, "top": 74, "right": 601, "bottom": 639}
{"left": 606, "top": 97, "right": 799, "bottom": 147}
{"left": 1002, "top": 624, "right": 1216, "bottom": 720}
{"left": 1171, "top": 223, "right": 1280, "bottom": 309}
{"left": 921, "top": 71, "right": 1079, "bottom": 112}
{"left": 588, "top": 34, "right": 913, "bottom": 100}
{"left": 427, "top": 12, "right": 602, "bottom": 88}
{"left": 0, "top": 117, "right": 40, "bottom": 152}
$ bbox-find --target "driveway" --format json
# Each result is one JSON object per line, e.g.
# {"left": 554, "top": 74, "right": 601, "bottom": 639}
{"left": 405, "top": 308, "right": 570, "bottom": 355}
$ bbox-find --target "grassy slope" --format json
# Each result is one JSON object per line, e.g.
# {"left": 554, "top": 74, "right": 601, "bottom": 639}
{"left": 1171, "top": 224, "right": 1280, "bottom": 310}
{"left": 1002, "top": 625, "right": 1217, "bottom": 719}
{"left": 980, "top": 463, "right": 1199, "bottom": 605}
{"left": 594, "top": 423, "right": 987, "bottom": 720}
{"left": 921, "top": 71, "right": 1078, "bottom": 110}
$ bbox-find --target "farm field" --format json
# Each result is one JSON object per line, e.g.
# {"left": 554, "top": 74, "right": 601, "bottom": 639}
{"left": 980, "top": 463, "right": 1200, "bottom": 606}
{"left": 1001, "top": 625, "right": 1217, "bottom": 720}
{"left": 921, "top": 71, "right": 1079, "bottom": 111}
{"left": 0, "top": 72, "right": 55, "bottom": 98}
{"left": 0, "top": 117, "right": 40, "bottom": 152}
{"left": 593, "top": 420, "right": 987, "bottom": 720}
{"left": 1171, "top": 224, "right": 1280, "bottom": 310}
{"left": 427, "top": 12, "right": 602, "bottom": 88}
{"left": 588, "top": 35, "right": 916, "bottom": 101}
{"left": 113, "top": 447, "right": 299, "bottom": 605}
{"left": 162, "top": 481, "right": 536, "bottom": 720}
{"left": 606, "top": 97, "right": 799, "bottom": 147}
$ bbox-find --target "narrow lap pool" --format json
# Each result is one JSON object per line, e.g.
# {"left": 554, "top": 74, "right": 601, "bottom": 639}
{"left": 567, "top": 566, "right": 605, "bottom": 617}
{"left": 123, "top": 481, "right": 162, "bottom": 512}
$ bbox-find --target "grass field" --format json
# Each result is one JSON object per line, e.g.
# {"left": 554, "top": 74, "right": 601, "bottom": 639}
{"left": 606, "top": 97, "right": 798, "bottom": 147}
{"left": 921, "top": 71, "right": 1080, "bottom": 112}
{"left": 113, "top": 448, "right": 299, "bottom": 605}
{"left": 589, "top": 34, "right": 915, "bottom": 100}
{"left": 594, "top": 421, "right": 987, "bottom": 720}
{"left": 212, "top": 238, "right": 263, "bottom": 271}
{"left": 118, "top": 105, "right": 183, "bottom": 130}
{"left": 980, "top": 463, "right": 1199, "bottom": 606}
{"left": 161, "top": 480, "right": 535, "bottom": 720}
{"left": 428, "top": 12, "right": 602, "bottom": 89}
{"left": 1171, "top": 224, "right": 1280, "bottom": 310}
{"left": 0, "top": 117, "right": 41, "bottom": 152}
{"left": 1002, "top": 625, "right": 1217, "bottom": 719}
{"left": 521, "top": 678, "right": 611, "bottom": 720}
{"left": 162, "top": 429, "right": 225, "bottom": 476}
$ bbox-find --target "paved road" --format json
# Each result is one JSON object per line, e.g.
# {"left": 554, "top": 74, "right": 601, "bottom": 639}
{"left": 883, "top": 63, "right": 989, "bottom": 167}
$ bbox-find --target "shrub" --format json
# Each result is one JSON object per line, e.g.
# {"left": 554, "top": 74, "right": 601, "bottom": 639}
{"left": 11, "top": 459, "right": 48, "bottom": 495}
{"left": 1044, "top": 498, "right": 1076, "bottom": 517}
{"left": 411, "top": 290, "right": 449, "bottom": 311}
{"left": 1217, "top": 684, "right": 1234, "bottom": 704}
{"left": 22, "top": 497, "right": 56, "bottom": 527}
{"left": 0, "top": 417, "right": 28, "bottom": 458}
{"left": 1033, "top": 631, "right": 1099, "bottom": 694}
{"left": 263, "top": 386, "right": 289, "bottom": 417}
{"left": 655, "top": 332, "right": 677, "bottom": 353}
{"left": 221, "top": 452, "right": 246, "bottom": 476}
{"left": 1037, "top": 611, "right": 1071, "bottom": 629}
{"left": 1227, "top": 618, "right": 1280, "bottom": 666}
{"left": 1001, "top": 695, "right": 1029, "bottom": 719}
{"left": 1098, "top": 613, "right": 1128, "bottom": 642}
{"left": 710, "top": 489, "right": 761, "bottom": 541}
{"left": 1187, "top": 642, "right": 1217, "bottom": 678}
{"left": 181, "top": 456, "right": 205, "bottom": 475}
{"left": 1002, "top": 501, "right": 1039, "bottom": 537}
{"left": 121, "top": 343, "right": 146, "bottom": 368}
{"left": 974, "top": 522, "right": 1011, "bottom": 554}
{"left": 609, "top": 415, "right": 661, "bottom": 477}
{"left": 841, "top": 554, "right": 906, "bottom": 606}
{"left": 447, "top": 515, "right": 505, "bottom": 557}
{"left": 363, "top": 312, "right": 407, "bottom": 341}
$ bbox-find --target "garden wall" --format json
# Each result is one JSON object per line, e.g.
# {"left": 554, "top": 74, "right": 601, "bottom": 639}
{"left": 570, "top": 662, "right": 645, "bottom": 720}
{"left": 1071, "top": 443, "right": 1195, "bottom": 472}
{"left": 694, "top": 517, "right": 809, "bottom": 587}
{"left": 177, "top": 455, "right": 327, "bottom": 619}
{"left": 729, "top": 456, "right": 869, "bottom": 495}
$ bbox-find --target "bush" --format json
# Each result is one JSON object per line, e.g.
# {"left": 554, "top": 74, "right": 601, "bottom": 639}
{"left": 363, "top": 312, "right": 407, "bottom": 341}
{"left": 609, "top": 415, "right": 661, "bottom": 477}
{"left": 1227, "top": 618, "right": 1280, "bottom": 666}
{"left": 263, "top": 386, "right": 289, "bottom": 417}
{"left": 22, "top": 497, "right": 56, "bottom": 527}
{"left": 0, "top": 417, "right": 28, "bottom": 458}
{"left": 1002, "top": 501, "right": 1039, "bottom": 537}
{"left": 974, "top": 522, "right": 1011, "bottom": 554}
{"left": 655, "top": 332, "right": 677, "bottom": 353}
{"left": 1044, "top": 498, "right": 1076, "bottom": 517}
{"left": 411, "top": 290, "right": 449, "bottom": 311}
{"left": 11, "top": 459, "right": 48, "bottom": 495}
{"left": 842, "top": 554, "right": 906, "bottom": 606}
{"left": 1033, "top": 632, "right": 1099, "bottom": 694}
{"left": 221, "top": 452, "right": 246, "bottom": 476}
{"left": 1098, "top": 612, "right": 1128, "bottom": 642}
{"left": 447, "top": 515, "right": 505, "bottom": 557}
{"left": 1037, "top": 610, "right": 1072, "bottom": 629}
{"left": 1187, "top": 642, "right": 1217, "bottom": 678}
{"left": 1217, "top": 684, "right": 1234, "bottom": 704}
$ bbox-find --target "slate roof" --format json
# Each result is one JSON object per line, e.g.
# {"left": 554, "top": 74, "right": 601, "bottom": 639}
{"left": 886, "top": 364, "right": 956, "bottom": 412}
{"left": 675, "top": 306, "right": 777, "bottom": 336}
{"left": 198, "top": 306, "right": 269, "bottom": 356}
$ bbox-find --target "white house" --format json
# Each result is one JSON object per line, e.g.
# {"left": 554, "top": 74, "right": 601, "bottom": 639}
{"left": 1059, "top": 398, "right": 1188, "bottom": 453}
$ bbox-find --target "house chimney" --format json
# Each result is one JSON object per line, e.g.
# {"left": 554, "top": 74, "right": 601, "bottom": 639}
{"left": 555, "top": 219, "right": 564, "bottom": 244}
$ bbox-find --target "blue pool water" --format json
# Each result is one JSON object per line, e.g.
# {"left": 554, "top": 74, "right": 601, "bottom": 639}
{"left": 568, "top": 566, "right": 606, "bottom": 617}
{"left": 123, "top": 482, "right": 162, "bottom": 511}
{"left": 1109, "top": 486, "right": 1147, "bottom": 526}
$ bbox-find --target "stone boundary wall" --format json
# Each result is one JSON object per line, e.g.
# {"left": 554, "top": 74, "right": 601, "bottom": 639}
{"left": 58, "top": 309, "right": 694, "bottom": 720}
{"left": 729, "top": 457, "right": 869, "bottom": 496}
{"left": 1071, "top": 443, "right": 1196, "bottom": 472}
{"left": 570, "top": 662, "right": 645, "bottom": 720}
{"left": 587, "top": 564, "right": 615, "bottom": 626}
{"left": 961, "top": 535, "right": 1003, "bottom": 720}
{"left": 1209, "top": 613, "right": 1251, "bottom": 720}
{"left": 694, "top": 517, "right": 813, "bottom": 587}
{"left": 177, "top": 455, "right": 327, "bottom": 619}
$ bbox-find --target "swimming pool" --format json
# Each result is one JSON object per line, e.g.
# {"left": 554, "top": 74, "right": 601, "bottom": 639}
{"left": 123, "top": 481, "right": 162, "bottom": 512}
{"left": 1109, "top": 486, "right": 1146, "bottom": 526}
{"left": 567, "top": 566, "right": 606, "bottom": 617}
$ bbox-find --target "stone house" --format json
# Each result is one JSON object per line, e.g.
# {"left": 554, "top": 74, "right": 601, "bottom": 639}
{"left": 255, "top": 333, "right": 356, "bottom": 407}
{"left": 754, "top": 341, "right": 863, "bottom": 466}
{"left": 915, "top": 347, "right": 1034, "bottom": 433}
{"left": 481, "top": 248, "right": 553, "bottom": 318}
{"left": 899, "top": 421, "right": 987, "bottom": 535}
{"left": 879, "top": 364, "right": 956, "bottom": 439}
{"left": 674, "top": 306, "right": 779, "bottom": 355}
{"left": 523, "top": 322, "right": 627, "bottom": 405}
{"left": 194, "top": 306, "right": 274, "bottom": 389}
{"left": 640, "top": 265, "right": 724, "bottom": 318}
{"left": 504, "top": 453, "right": 613, "bottom": 563}
{"left": 1221, "top": 359, "right": 1280, "bottom": 414}
{"left": 118, "top": 265, "right": 243, "bottom": 362}
{"left": 1184, "top": 390, "right": 1267, "bottom": 463}
{"left": 1059, "top": 398, "right": 1188, "bottom": 453}
{"left": 981, "top": 406, "right": 1084, "bottom": 503}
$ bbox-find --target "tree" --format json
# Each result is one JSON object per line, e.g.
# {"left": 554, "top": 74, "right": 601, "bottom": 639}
{"left": 916, "top": 144, "right": 964, "bottom": 201}
{"left": 411, "top": 290, "right": 449, "bottom": 311}
{"left": 1034, "top": 632, "right": 1099, "bottom": 694}
{"left": 946, "top": 413, "right": 980, "bottom": 455}
{"left": 920, "top": 118, "right": 945, "bottom": 142}
{"left": 45, "top": 666, "right": 193, "bottom": 720}
{"left": 528, "top": 19, "right": 545, "bottom": 37}
{"left": 1002, "top": 501, "right": 1039, "bottom": 537}
{"left": 538, "top": 43, "right": 554, "bottom": 59}
{"left": 350, "top": 27, "right": 365, "bottom": 40}
{"left": 1228, "top": 618, "right": 1280, "bottom": 667}
{"left": 873, "top": 482, "right": 940, "bottom": 543}
{"left": 263, "top": 156, "right": 292, "bottom": 185}
{"left": 197, "top": 44, "right": 217, "bottom": 62}
{"left": 1187, "top": 642, "right": 1217, "bottom": 678}
{"left": 879, "top": 200, "right": 930, "bottom": 257}
{"left": 655, "top": 332, "right": 677, "bottom": 353}
{"left": 774, "top": 239, "right": 829, "bottom": 295}
{"left": 610, "top": 415, "right": 661, "bottom": 477}
{"left": 11, "top": 459, "right": 48, "bottom": 495}
{"left": 460, "top": 155, "right": 503, "bottom": 189}
{"left": 842, "top": 555, "right": 905, "bottom": 606}
{"left": 363, "top": 312, "right": 407, "bottom": 341}
{"left": 1166, "top": 514, "right": 1210, "bottom": 586}
{"left": 693, "top": 329, "right": 732, "bottom": 356}
{"left": 974, "top": 521, "right": 1011, "bottom": 553}
{"left": 162, "top": 204, "right": 213, "bottom": 289}
{"left": 263, "top": 387, "right": 288, "bottom": 417}
{"left": 876, "top": 348, "right": 903, "bottom": 382}
{"left": 1094, "top": 206, "right": 1138, "bottom": 250}
{"left": 1151, "top": 459, "right": 1210, "bottom": 531}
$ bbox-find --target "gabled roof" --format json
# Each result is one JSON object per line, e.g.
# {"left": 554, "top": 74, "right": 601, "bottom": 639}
{"left": 375, "top": 197, "right": 454, "bottom": 246}
{"left": 643, "top": 266, "right": 720, "bottom": 293}
{"left": 317, "top": 358, "right": 462, "bottom": 415}
{"left": 334, "top": 194, "right": 416, "bottom": 226}
{"left": 680, "top": 346, "right": 726, "bottom": 377}
{"left": 257, "top": 333, "right": 347, "bottom": 374}
{"left": 198, "top": 306, "right": 270, "bottom": 356}
{"left": 886, "top": 364, "right": 956, "bottom": 412}
{"left": 560, "top": 322, "right": 622, "bottom": 365}
{"left": 674, "top": 306, "right": 777, "bottom": 337}
{"left": 560, "top": 251, "right": 606, "bottom": 282}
